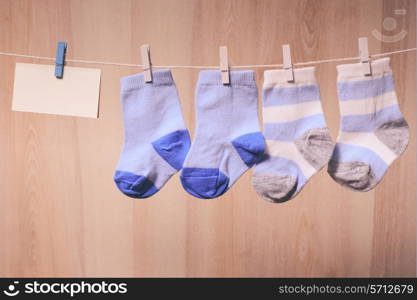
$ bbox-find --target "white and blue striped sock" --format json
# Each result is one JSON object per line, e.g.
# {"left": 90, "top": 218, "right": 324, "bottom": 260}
{"left": 253, "top": 67, "right": 334, "bottom": 202}
{"left": 328, "top": 57, "right": 409, "bottom": 191}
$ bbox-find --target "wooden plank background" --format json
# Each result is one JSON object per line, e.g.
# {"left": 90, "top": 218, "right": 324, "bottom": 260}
{"left": 0, "top": 0, "right": 415, "bottom": 277}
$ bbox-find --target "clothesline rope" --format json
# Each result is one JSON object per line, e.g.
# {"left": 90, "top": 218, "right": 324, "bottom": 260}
{"left": 0, "top": 47, "right": 415, "bottom": 69}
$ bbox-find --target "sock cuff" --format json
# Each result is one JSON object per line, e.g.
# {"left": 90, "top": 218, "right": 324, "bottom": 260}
{"left": 197, "top": 70, "right": 256, "bottom": 86}
{"left": 337, "top": 57, "right": 392, "bottom": 81}
{"left": 120, "top": 69, "right": 175, "bottom": 90}
{"left": 263, "top": 67, "right": 317, "bottom": 89}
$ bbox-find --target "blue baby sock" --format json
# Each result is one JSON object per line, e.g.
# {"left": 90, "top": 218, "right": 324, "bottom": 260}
{"left": 114, "top": 70, "right": 191, "bottom": 198}
{"left": 252, "top": 67, "right": 334, "bottom": 202}
{"left": 180, "top": 70, "right": 265, "bottom": 199}
{"left": 328, "top": 57, "right": 409, "bottom": 191}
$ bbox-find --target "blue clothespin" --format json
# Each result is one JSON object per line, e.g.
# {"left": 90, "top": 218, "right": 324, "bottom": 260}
{"left": 55, "top": 41, "right": 67, "bottom": 78}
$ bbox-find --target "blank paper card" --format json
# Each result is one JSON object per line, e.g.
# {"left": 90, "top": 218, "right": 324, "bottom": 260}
{"left": 12, "top": 63, "right": 101, "bottom": 118}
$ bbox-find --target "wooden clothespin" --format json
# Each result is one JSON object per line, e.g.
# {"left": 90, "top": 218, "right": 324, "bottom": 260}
{"left": 55, "top": 41, "right": 67, "bottom": 79}
{"left": 141, "top": 44, "right": 153, "bottom": 82}
{"left": 219, "top": 46, "right": 230, "bottom": 85}
{"left": 282, "top": 44, "right": 294, "bottom": 82}
{"left": 358, "top": 37, "right": 372, "bottom": 76}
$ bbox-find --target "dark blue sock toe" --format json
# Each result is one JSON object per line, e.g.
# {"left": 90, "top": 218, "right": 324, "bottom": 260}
{"left": 114, "top": 170, "right": 158, "bottom": 198}
{"left": 180, "top": 168, "right": 229, "bottom": 199}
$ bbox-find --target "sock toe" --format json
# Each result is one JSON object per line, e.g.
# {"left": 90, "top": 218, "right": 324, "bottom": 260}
{"left": 180, "top": 168, "right": 229, "bottom": 199}
{"left": 327, "top": 160, "right": 377, "bottom": 191}
{"left": 114, "top": 170, "right": 158, "bottom": 198}
{"left": 252, "top": 173, "right": 297, "bottom": 203}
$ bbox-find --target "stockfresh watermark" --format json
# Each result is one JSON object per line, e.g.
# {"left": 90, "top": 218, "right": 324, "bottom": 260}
{"left": 372, "top": 9, "right": 408, "bottom": 42}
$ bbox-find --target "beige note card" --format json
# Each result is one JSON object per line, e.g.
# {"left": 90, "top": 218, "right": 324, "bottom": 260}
{"left": 12, "top": 63, "right": 101, "bottom": 118}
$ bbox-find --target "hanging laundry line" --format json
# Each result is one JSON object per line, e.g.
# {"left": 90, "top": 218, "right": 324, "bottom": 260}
{"left": 0, "top": 47, "right": 415, "bottom": 70}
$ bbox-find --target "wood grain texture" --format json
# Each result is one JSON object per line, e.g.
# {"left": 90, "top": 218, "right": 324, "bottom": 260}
{"left": 0, "top": 0, "right": 415, "bottom": 277}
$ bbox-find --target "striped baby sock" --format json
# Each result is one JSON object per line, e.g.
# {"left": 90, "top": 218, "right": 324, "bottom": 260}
{"left": 328, "top": 57, "right": 409, "bottom": 191}
{"left": 180, "top": 70, "right": 265, "bottom": 199}
{"left": 252, "top": 67, "right": 334, "bottom": 202}
{"left": 114, "top": 70, "right": 191, "bottom": 198}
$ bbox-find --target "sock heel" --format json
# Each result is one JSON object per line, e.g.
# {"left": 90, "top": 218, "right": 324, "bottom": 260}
{"left": 375, "top": 118, "right": 410, "bottom": 156}
{"left": 231, "top": 132, "right": 265, "bottom": 167}
{"left": 152, "top": 129, "right": 191, "bottom": 170}
{"left": 294, "top": 127, "right": 334, "bottom": 170}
